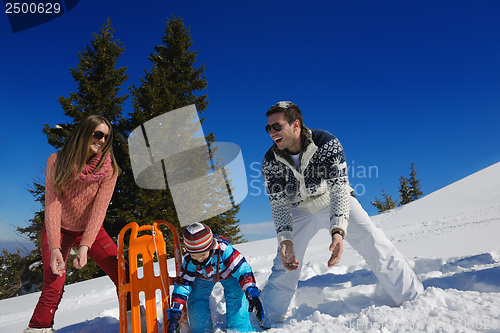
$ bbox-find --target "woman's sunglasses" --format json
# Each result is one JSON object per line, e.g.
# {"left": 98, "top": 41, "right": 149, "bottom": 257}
{"left": 93, "top": 131, "right": 109, "bottom": 141}
{"left": 265, "top": 120, "right": 293, "bottom": 134}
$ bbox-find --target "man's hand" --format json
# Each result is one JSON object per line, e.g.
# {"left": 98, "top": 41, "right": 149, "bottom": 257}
{"left": 280, "top": 240, "right": 300, "bottom": 271}
{"left": 327, "top": 232, "right": 344, "bottom": 267}
{"left": 73, "top": 245, "right": 89, "bottom": 269}
{"left": 50, "top": 248, "right": 65, "bottom": 276}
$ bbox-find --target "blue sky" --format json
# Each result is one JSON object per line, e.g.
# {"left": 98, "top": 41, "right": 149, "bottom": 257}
{"left": 1, "top": 1, "right": 499, "bottom": 251}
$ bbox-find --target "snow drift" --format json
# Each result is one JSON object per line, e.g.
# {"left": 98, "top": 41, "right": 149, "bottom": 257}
{"left": 1, "top": 162, "right": 500, "bottom": 332}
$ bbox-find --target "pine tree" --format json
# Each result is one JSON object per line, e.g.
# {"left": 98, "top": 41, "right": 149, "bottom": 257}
{"left": 398, "top": 175, "right": 412, "bottom": 206}
{"left": 125, "top": 15, "right": 245, "bottom": 253}
{"left": 14, "top": 19, "right": 129, "bottom": 293}
{"left": 11, "top": 176, "right": 45, "bottom": 295}
{"left": 371, "top": 188, "right": 397, "bottom": 213}
{"left": 408, "top": 162, "right": 423, "bottom": 201}
{"left": 45, "top": 20, "right": 128, "bottom": 148}
{"left": 372, "top": 163, "right": 424, "bottom": 214}
{"left": 0, "top": 249, "right": 24, "bottom": 299}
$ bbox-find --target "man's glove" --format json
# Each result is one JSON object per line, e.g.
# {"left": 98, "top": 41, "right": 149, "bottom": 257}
{"left": 245, "top": 286, "right": 265, "bottom": 322}
{"left": 166, "top": 309, "right": 182, "bottom": 333}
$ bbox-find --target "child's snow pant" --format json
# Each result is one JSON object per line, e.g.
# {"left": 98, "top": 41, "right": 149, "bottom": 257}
{"left": 28, "top": 225, "right": 119, "bottom": 329}
{"left": 187, "top": 276, "right": 255, "bottom": 332}
{"left": 261, "top": 196, "right": 424, "bottom": 325}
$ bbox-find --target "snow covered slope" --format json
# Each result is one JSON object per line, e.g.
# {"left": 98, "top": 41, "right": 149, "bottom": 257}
{"left": 1, "top": 162, "right": 500, "bottom": 332}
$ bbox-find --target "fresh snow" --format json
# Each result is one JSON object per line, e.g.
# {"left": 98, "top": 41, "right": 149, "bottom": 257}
{"left": 1, "top": 162, "right": 500, "bottom": 332}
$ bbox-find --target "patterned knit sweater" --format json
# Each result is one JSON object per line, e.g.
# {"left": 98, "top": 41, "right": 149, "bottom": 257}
{"left": 262, "top": 127, "right": 350, "bottom": 245}
{"left": 44, "top": 152, "right": 118, "bottom": 250}
{"left": 171, "top": 235, "right": 257, "bottom": 310}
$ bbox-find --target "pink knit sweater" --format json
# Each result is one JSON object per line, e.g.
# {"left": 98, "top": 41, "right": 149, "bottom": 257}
{"left": 44, "top": 153, "right": 118, "bottom": 250}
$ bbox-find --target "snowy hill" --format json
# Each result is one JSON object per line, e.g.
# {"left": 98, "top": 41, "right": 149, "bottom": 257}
{"left": 1, "top": 162, "right": 500, "bottom": 332}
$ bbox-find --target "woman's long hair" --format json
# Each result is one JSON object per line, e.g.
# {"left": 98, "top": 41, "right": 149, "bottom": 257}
{"left": 53, "top": 115, "right": 120, "bottom": 192}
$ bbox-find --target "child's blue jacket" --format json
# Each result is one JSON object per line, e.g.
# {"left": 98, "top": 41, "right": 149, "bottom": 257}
{"left": 171, "top": 235, "right": 257, "bottom": 310}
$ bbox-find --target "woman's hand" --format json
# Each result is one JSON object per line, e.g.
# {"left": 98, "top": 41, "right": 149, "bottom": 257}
{"left": 50, "top": 248, "right": 66, "bottom": 276}
{"left": 73, "top": 245, "right": 89, "bottom": 269}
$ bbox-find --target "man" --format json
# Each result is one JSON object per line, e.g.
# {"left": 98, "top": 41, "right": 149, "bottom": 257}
{"left": 260, "top": 101, "right": 423, "bottom": 328}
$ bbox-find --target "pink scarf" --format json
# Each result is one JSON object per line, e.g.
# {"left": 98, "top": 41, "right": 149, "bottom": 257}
{"left": 78, "top": 153, "right": 112, "bottom": 182}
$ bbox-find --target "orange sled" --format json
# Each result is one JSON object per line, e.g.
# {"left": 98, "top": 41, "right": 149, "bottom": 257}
{"left": 118, "top": 220, "right": 185, "bottom": 333}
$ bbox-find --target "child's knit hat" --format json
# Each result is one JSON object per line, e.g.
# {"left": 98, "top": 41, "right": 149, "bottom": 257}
{"left": 183, "top": 222, "right": 214, "bottom": 253}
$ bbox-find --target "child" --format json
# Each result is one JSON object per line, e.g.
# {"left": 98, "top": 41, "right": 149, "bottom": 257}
{"left": 166, "top": 222, "right": 264, "bottom": 333}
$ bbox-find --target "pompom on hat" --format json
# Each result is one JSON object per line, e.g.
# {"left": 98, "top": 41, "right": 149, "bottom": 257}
{"left": 183, "top": 222, "right": 215, "bottom": 253}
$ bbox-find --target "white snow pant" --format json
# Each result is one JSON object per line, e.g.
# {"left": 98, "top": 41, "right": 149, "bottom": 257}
{"left": 261, "top": 196, "right": 424, "bottom": 324}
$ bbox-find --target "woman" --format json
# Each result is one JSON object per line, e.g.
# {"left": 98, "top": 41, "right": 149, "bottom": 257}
{"left": 25, "top": 115, "right": 121, "bottom": 333}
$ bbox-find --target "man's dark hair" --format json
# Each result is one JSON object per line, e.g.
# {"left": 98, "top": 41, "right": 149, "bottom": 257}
{"left": 266, "top": 101, "right": 304, "bottom": 126}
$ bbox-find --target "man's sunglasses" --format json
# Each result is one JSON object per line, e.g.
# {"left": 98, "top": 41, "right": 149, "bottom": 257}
{"left": 265, "top": 120, "right": 293, "bottom": 134}
{"left": 93, "top": 131, "right": 109, "bottom": 141}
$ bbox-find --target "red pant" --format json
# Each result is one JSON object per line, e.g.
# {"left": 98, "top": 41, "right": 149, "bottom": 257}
{"left": 28, "top": 225, "right": 119, "bottom": 328}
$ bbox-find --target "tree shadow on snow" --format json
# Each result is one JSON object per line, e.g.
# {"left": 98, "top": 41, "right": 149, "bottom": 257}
{"left": 291, "top": 292, "right": 377, "bottom": 320}
{"left": 418, "top": 253, "right": 500, "bottom": 293}
{"left": 56, "top": 316, "right": 120, "bottom": 333}
{"left": 423, "top": 266, "right": 500, "bottom": 292}
{"left": 413, "top": 253, "right": 498, "bottom": 276}
{"left": 297, "top": 269, "right": 378, "bottom": 289}
{"left": 292, "top": 269, "right": 395, "bottom": 320}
